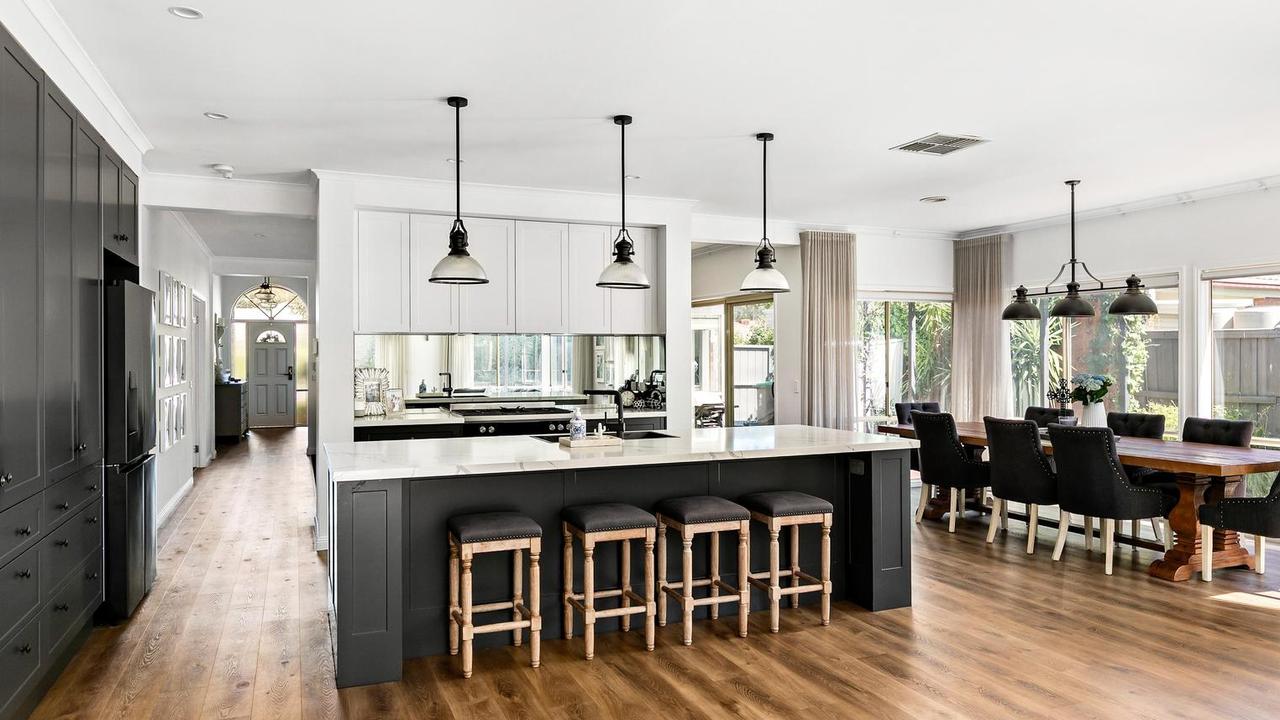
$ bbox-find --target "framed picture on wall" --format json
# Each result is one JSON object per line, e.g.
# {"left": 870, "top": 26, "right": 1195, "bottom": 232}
{"left": 177, "top": 337, "right": 188, "bottom": 383}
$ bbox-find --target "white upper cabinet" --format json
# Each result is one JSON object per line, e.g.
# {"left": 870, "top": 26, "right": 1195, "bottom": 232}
{"left": 457, "top": 217, "right": 516, "bottom": 333}
{"left": 567, "top": 224, "right": 613, "bottom": 334}
{"left": 514, "top": 221, "right": 569, "bottom": 334}
{"left": 356, "top": 211, "right": 411, "bottom": 332}
{"left": 408, "top": 214, "right": 459, "bottom": 333}
{"left": 608, "top": 225, "right": 661, "bottom": 335}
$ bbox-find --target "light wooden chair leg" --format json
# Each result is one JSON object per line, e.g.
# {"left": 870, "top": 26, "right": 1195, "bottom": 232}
{"left": 1256, "top": 535, "right": 1266, "bottom": 575}
{"left": 820, "top": 515, "right": 832, "bottom": 626}
{"left": 528, "top": 544, "right": 541, "bottom": 669}
{"left": 948, "top": 487, "right": 959, "bottom": 533}
{"left": 1084, "top": 516, "right": 1094, "bottom": 553}
{"left": 620, "top": 538, "right": 632, "bottom": 632}
{"left": 1162, "top": 518, "right": 1172, "bottom": 551}
{"left": 986, "top": 497, "right": 1002, "bottom": 544}
{"left": 583, "top": 540, "right": 596, "bottom": 660}
{"left": 709, "top": 530, "right": 720, "bottom": 620}
{"left": 643, "top": 530, "right": 655, "bottom": 651}
{"left": 737, "top": 521, "right": 750, "bottom": 638}
{"left": 768, "top": 526, "right": 781, "bottom": 633}
{"left": 511, "top": 549, "right": 523, "bottom": 647}
{"left": 789, "top": 524, "right": 800, "bottom": 609}
{"left": 1026, "top": 504, "right": 1039, "bottom": 555}
{"left": 1103, "top": 519, "right": 1115, "bottom": 575}
{"left": 562, "top": 525, "right": 574, "bottom": 640}
{"left": 1201, "top": 524, "right": 1213, "bottom": 581}
{"left": 657, "top": 522, "right": 667, "bottom": 627}
{"left": 681, "top": 531, "right": 694, "bottom": 645}
{"left": 461, "top": 553, "right": 474, "bottom": 678}
{"left": 915, "top": 484, "right": 931, "bottom": 524}
{"left": 1052, "top": 512, "right": 1070, "bottom": 561}
{"left": 1151, "top": 517, "right": 1163, "bottom": 543}
{"left": 449, "top": 541, "right": 460, "bottom": 655}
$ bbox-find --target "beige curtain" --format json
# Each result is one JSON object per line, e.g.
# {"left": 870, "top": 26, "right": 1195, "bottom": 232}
{"left": 800, "top": 231, "right": 858, "bottom": 429}
{"left": 951, "top": 234, "right": 1013, "bottom": 422}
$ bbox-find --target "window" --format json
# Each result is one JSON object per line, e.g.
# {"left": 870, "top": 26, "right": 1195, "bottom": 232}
{"left": 231, "top": 283, "right": 306, "bottom": 321}
{"left": 1209, "top": 272, "right": 1280, "bottom": 466}
{"left": 691, "top": 296, "right": 775, "bottom": 427}
{"left": 470, "top": 335, "right": 573, "bottom": 389}
{"left": 857, "top": 300, "right": 953, "bottom": 416}
{"left": 254, "top": 329, "right": 286, "bottom": 344}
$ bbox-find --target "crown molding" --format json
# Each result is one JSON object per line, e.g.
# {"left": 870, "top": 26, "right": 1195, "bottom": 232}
{"left": 212, "top": 256, "right": 316, "bottom": 278}
{"left": 22, "top": 0, "right": 152, "bottom": 158}
{"left": 168, "top": 211, "right": 215, "bottom": 261}
{"left": 960, "top": 174, "right": 1280, "bottom": 240}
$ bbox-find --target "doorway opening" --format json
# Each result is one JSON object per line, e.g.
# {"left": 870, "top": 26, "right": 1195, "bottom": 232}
{"left": 692, "top": 293, "right": 777, "bottom": 427}
{"left": 226, "top": 279, "right": 310, "bottom": 429}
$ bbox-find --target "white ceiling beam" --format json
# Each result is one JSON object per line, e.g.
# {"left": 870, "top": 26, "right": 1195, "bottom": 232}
{"left": 143, "top": 173, "right": 317, "bottom": 218}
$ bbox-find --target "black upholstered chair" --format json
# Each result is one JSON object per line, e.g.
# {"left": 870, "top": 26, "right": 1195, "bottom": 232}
{"left": 1106, "top": 411, "right": 1168, "bottom": 540}
{"left": 911, "top": 411, "right": 990, "bottom": 533}
{"left": 1025, "top": 406, "right": 1074, "bottom": 428}
{"left": 1200, "top": 473, "right": 1280, "bottom": 581}
{"left": 894, "top": 402, "right": 940, "bottom": 473}
{"left": 1047, "top": 425, "right": 1177, "bottom": 574}
{"left": 1182, "top": 417, "right": 1254, "bottom": 447}
{"left": 984, "top": 417, "right": 1057, "bottom": 554}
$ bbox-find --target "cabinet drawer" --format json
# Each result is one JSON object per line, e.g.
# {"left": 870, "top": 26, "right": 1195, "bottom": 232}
{"left": 0, "top": 545, "right": 41, "bottom": 642}
{"left": 39, "top": 499, "right": 102, "bottom": 599}
{"left": 45, "top": 465, "right": 103, "bottom": 531}
{"left": 0, "top": 618, "right": 42, "bottom": 720}
{"left": 43, "top": 552, "right": 101, "bottom": 662}
{"left": 0, "top": 494, "right": 42, "bottom": 568}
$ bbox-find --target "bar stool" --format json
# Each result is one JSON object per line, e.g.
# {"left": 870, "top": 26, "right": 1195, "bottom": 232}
{"left": 561, "top": 503, "right": 657, "bottom": 659}
{"left": 654, "top": 496, "right": 751, "bottom": 645}
{"left": 738, "top": 491, "right": 833, "bottom": 632}
{"left": 447, "top": 511, "right": 542, "bottom": 678}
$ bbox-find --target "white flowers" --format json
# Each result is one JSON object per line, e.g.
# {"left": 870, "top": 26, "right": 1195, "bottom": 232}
{"left": 1070, "top": 373, "right": 1114, "bottom": 405}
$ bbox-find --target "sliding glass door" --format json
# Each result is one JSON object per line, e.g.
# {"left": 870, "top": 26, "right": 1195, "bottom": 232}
{"left": 857, "top": 299, "right": 953, "bottom": 416}
{"left": 692, "top": 295, "right": 776, "bottom": 426}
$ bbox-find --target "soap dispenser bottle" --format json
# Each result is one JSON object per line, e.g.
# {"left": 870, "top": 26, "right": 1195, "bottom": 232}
{"left": 570, "top": 407, "right": 587, "bottom": 440}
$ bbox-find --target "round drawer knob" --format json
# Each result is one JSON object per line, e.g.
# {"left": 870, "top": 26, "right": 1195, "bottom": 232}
{"left": 488, "top": 426, "right": 496, "bottom": 433}
{"left": 16, "top": 644, "right": 32, "bottom": 655}
{"left": 478, "top": 427, "right": 487, "bottom": 434}
{"left": 55, "top": 539, "right": 70, "bottom": 547}
{"left": 57, "top": 502, "right": 71, "bottom": 511}
{"left": 548, "top": 423, "right": 556, "bottom": 431}
{"left": 86, "top": 516, "right": 99, "bottom": 525}
{"left": 53, "top": 603, "right": 70, "bottom": 612}
{"left": 17, "top": 526, "right": 33, "bottom": 537}
{"left": 0, "top": 472, "right": 12, "bottom": 485}
{"left": 86, "top": 572, "right": 99, "bottom": 580}
{"left": 75, "top": 443, "right": 87, "bottom": 452}
{"left": 88, "top": 484, "right": 99, "bottom": 492}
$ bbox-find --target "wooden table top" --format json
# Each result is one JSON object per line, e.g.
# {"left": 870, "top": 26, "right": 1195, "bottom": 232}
{"left": 878, "top": 421, "right": 1280, "bottom": 477}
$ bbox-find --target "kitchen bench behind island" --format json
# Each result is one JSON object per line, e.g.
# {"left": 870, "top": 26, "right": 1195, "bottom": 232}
{"left": 325, "top": 425, "right": 918, "bottom": 687}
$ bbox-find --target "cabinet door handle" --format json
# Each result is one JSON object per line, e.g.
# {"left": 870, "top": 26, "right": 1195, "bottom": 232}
{"left": 15, "top": 644, "right": 32, "bottom": 655}
{"left": 87, "top": 484, "right": 99, "bottom": 492}
{"left": 86, "top": 572, "right": 99, "bottom": 580}
{"left": 15, "top": 569, "right": 32, "bottom": 579}
{"left": 17, "top": 526, "right": 33, "bottom": 537}
{"left": 53, "top": 603, "right": 70, "bottom": 612}
{"left": 86, "top": 516, "right": 99, "bottom": 525}
{"left": 75, "top": 443, "right": 87, "bottom": 452}
{"left": 55, "top": 539, "right": 70, "bottom": 547}
{"left": 56, "top": 502, "right": 71, "bottom": 511}
{"left": 0, "top": 472, "right": 12, "bottom": 485}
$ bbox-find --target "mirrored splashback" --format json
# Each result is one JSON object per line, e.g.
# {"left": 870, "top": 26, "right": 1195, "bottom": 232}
{"left": 354, "top": 334, "right": 666, "bottom": 398}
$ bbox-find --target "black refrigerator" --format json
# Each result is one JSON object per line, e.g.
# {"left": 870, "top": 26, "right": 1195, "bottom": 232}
{"left": 101, "top": 280, "right": 157, "bottom": 621}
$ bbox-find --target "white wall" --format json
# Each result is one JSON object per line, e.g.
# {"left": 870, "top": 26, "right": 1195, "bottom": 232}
{"left": 139, "top": 209, "right": 215, "bottom": 524}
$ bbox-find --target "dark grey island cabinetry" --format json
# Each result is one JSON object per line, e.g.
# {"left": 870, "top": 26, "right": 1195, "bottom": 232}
{"left": 325, "top": 425, "right": 917, "bottom": 687}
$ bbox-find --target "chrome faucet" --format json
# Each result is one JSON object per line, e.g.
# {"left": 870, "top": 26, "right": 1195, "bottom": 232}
{"left": 584, "top": 389, "right": 625, "bottom": 435}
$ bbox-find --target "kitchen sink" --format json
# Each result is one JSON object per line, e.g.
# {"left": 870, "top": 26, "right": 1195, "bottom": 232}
{"left": 531, "top": 431, "right": 676, "bottom": 443}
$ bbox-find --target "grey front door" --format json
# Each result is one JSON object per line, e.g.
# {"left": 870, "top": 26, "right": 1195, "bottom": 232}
{"left": 246, "top": 322, "right": 295, "bottom": 428}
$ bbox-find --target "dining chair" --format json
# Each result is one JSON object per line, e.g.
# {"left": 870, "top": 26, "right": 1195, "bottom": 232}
{"left": 984, "top": 417, "right": 1057, "bottom": 554}
{"left": 1047, "top": 425, "right": 1177, "bottom": 574}
{"left": 1199, "top": 472, "right": 1279, "bottom": 581}
{"left": 894, "top": 402, "right": 940, "bottom": 475}
{"left": 1181, "top": 417, "right": 1254, "bottom": 447}
{"left": 1024, "top": 406, "right": 1074, "bottom": 428}
{"left": 1106, "top": 411, "right": 1167, "bottom": 541}
{"left": 911, "top": 411, "right": 990, "bottom": 532}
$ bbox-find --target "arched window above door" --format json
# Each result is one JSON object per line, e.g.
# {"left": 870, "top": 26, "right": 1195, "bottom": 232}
{"left": 254, "top": 329, "right": 287, "bottom": 344}
{"left": 232, "top": 279, "right": 307, "bottom": 321}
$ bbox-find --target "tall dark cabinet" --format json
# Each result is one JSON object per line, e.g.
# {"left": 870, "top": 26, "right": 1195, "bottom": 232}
{"left": 0, "top": 19, "right": 136, "bottom": 720}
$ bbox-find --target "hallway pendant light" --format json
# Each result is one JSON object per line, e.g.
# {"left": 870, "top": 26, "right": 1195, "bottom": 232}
{"left": 739, "top": 132, "right": 790, "bottom": 293}
{"left": 597, "top": 115, "right": 651, "bottom": 289}
{"left": 429, "top": 96, "right": 488, "bottom": 285}
{"left": 253, "top": 277, "right": 277, "bottom": 304}
{"left": 1001, "top": 180, "right": 1158, "bottom": 321}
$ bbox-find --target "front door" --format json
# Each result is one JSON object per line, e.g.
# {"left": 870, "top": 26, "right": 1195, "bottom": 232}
{"left": 246, "top": 322, "right": 295, "bottom": 428}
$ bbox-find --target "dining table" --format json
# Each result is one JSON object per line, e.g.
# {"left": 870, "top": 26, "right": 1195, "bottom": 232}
{"left": 878, "top": 421, "right": 1280, "bottom": 581}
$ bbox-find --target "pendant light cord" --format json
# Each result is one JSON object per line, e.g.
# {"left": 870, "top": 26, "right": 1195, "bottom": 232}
{"left": 762, "top": 136, "right": 767, "bottom": 244}
{"left": 1069, "top": 181, "right": 1076, "bottom": 284}
{"left": 620, "top": 120, "right": 626, "bottom": 232}
{"left": 455, "top": 101, "right": 461, "bottom": 223}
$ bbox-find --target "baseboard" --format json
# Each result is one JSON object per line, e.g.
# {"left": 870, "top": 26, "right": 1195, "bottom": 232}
{"left": 157, "top": 475, "right": 194, "bottom": 528}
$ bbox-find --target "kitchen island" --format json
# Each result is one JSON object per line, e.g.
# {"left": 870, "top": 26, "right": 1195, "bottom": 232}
{"left": 325, "top": 425, "right": 917, "bottom": 687}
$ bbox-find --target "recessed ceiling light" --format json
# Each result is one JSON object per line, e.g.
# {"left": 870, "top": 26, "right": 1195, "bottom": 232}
{"left": 253, "top": 233, "right": 267, "bottom": 239}
{"left": 203, "top": 111, "right": 228, "bottom": 120}
{"left": 445, "top": 158, "right": 465, "bottom": 164}
{"left": 625, "top": 175, "right": 641, "bottom": 180}
{"left": 919, "top": 195, "right": 949, "bottom": 204}
{"left": 168, "top": 6, "right": 204, "bottom": 19}
{"left": 211, "top": 163, "right": 234, "bottom": 179}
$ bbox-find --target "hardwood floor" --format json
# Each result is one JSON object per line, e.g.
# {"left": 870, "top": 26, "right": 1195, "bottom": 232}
{"left": 31, "top": 429, "right": 1280, "bottom": 719}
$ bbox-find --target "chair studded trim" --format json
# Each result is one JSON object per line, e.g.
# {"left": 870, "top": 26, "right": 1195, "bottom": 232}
{"left": 911, "top": 411, "right": 990, "bottom": 490}
{"left": 1198, "top": 473, "right": 1280, "bottom": 537}
{"left": 1047, "top": 424, "right": 1177, "bottom": 519}
{"left": 984, "top": 417, "right": 1056, "bottom": 505}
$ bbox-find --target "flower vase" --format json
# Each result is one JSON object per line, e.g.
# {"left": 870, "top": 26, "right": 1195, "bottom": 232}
{"left": 1081, "top": 401, "right": 1107, "bottom": 427}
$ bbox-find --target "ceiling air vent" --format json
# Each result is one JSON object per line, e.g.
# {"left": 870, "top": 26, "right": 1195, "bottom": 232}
{"left": 891, "top": 132, "right": 988, "bottom": 156}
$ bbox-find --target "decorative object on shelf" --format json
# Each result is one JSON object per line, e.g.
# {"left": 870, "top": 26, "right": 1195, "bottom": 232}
{"left": 740, "top": 132, "right": 790, "bottom": 293}
{"left": 429, "top": 96, "right": 488, "bottom": 285}
{"left": 355, "top": 367, "right": 391, "bottom": 416}
{"left": 1045, "top": 378, "right": 1077, "bottom": 424}
{"left": 1070, "top": 372, "right": 1114, "bottom": 427}
{"left": 1002, "top": 180, "right": 1159, "bottom": 320}
{"left": 597, "top": 114, "right": 651, "bottom": 289}
{"left": 386, "top": 388, "right": 404, "bottom": 417}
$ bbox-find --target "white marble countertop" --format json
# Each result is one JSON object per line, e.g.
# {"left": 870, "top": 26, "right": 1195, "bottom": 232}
{"left": 353, "top": 409, "right": 464, "bottom": 427}
{"left": 326, "top": 424, "right": 919, "bottom": 483}
{"left": 353, "top": 406, "right": 667, "bottom": 427}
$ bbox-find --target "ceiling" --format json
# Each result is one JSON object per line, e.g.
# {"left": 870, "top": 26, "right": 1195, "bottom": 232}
{"left": 181, "top": 210, "right": 316, "bottom": 259}
{"left": 51, "top": 0, "right": 1280, "bottom": 232}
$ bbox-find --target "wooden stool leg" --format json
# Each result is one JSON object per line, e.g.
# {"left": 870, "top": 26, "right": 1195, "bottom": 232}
{"left": 1201, "top": 524, "right": 1213, "bottom": 582}
{"left": 620, "top": 538, "right": 633, "bottom": 632}
{"left": 681, "top": 530, "right": 694, "bottom": 645}
{"left": 709, "top": 530, "right": 720, "bottom": 620}
{"left": 529, "top": 542, "right": 541, "bottom": 669}
{"left": 1052, "top": 512, "right": 1070, "bottom": 562}
{"left": 644, "top": 529, "right": 655, "bottom": 651}
{"left": 737, "top": 521, "right": 750, "bottom": 638}
{"left": 562, "top": 524, "right": 573, "bottom": 640}
{"left": 657, "top": 522, "right": 668, "bottom": 627}
{"left": 461, "top": 552, "right": 474, "bottom": 678}
{"left": 986, "top": 497, "right": 1003, "bottom": 544}
{"left": 821, "top": 514, "right": 832, "bottom": 626}
{"left": 1026, "top": 504, "right": 1039, "bottom": 555}
{"left": 1103, "top": 519, "right": 1115, "bottom": 575}
{"left": 768, "top": 525, "right": 781, "bottom": 633}
{"left": 583, "top": 539, "right": 596, "bottom": 660}
{"left": 449, "top": 540, "right": 459, "bottom": 655}
{"left": 512, "top": 549, "right": 523, "bottom": 647}
{"left": 789, "top": 524, "right": 800, "bottom": 609}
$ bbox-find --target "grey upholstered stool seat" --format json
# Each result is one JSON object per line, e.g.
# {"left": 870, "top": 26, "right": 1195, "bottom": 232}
{"left": 739, "top": 491, "right": 834, "bottom": 632}
{"left": 738, "top": 491, "right": 834, "bottom": 518}
{"left": 561, "top": 503, "right": 657, "bottom": 658}
{"left": 654, "top": 496, "right": 752, "bottom": 644}
{"left": 447, "top": 511, "right": 543, "bottom": 678}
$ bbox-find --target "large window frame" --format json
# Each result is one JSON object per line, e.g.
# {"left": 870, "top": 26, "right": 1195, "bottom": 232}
{"left": 1203, "top": 265, "right": 1280, "bottom": 461}
{"left": 692, "top": 292, "right": 776, "bottom": 427}
{"left": 856, "top": 294, "right": 953, "bottom": 418}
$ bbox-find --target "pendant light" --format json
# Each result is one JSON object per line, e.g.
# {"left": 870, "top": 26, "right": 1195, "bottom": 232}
{"left": 597, "top": 115, "right": 651, "bottom": 289}
{"left": 253, "top": 277, "right": 277, "bottom": 304}
{"left": 1001, "top": 180, "right": 1158, "bottom": 320}
{"left": 429, "top": 96, "right": 488, "bottom": 285}
{"left": 739, "top": 132, "right": 790, "bottom": 293}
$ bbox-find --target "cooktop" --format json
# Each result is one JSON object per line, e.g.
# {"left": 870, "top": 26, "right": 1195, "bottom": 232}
{"left": 452, "top": 406, "right": 574, "bottom": 417}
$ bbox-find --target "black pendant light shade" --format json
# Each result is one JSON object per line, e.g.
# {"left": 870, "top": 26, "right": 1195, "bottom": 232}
{"left": 1001, "top": 285, "right": 1041, "bottom": 320}
{"left": 740, "top": 132, "right": 790, "bottom": 293}
{"left": 597, "top": 115, "right": 651, "bottom": 290}
{"left": 1108, "top": 274, "right": 1159, "bottom": 315}
{"left": 429, "top": 96, "right": 488, "bottom": 285}
{"left": 1049, "top": 281, "right": 1096, "bottom": 318}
